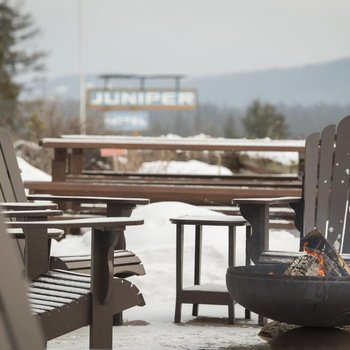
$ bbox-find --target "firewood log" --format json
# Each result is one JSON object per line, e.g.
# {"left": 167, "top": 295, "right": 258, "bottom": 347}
{"left": 284, "top": 255, "right": 321, "bottom": 276}
{"left": 285, "top": 229, "right": 350, "bottom": 277}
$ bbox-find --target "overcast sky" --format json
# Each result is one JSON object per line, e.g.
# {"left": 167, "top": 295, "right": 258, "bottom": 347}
{"left": 24, "top": 0, "right": 350, "bottom": 79}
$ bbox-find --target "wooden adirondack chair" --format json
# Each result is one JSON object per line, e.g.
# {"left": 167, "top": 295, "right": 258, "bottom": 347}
{"left": 0, "top": 127, "right": 148, "bottom": 326}
{"left": 0, "top": 127, "right": 147, "bottom": 279}
{"left": 234, "top": 115, "right": 350, "bottom": 265}
{"left": 4, "top": 213, "right": 144, "bottom": 349}
{"left": 0, "top": 211, "right": 45, "bottom": 350}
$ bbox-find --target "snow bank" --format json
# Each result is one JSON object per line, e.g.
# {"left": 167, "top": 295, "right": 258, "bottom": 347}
{"left": 51, "top": 201, "right": 299, "bottom": 322}
{"left": 242, "top": 151, "right": 299, "bottom": 166}
{"left": 138, "top": 159, "right": 233, "bottom": 175}
{"left": 17, "top": 157, "right": 52, "bottom": 182}
{"left": 18, "top": 153, "right": 301, "bottom": 348}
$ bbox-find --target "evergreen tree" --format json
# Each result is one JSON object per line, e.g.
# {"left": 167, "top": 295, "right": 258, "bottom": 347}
{"left": 0, "top": 0, "right": 45, "bottom": 132}
{"left": 242, "top": 99, "right": 289, "bottom": 139}
{"left": 222, "top": 115, "right": 237, "bottom": 138}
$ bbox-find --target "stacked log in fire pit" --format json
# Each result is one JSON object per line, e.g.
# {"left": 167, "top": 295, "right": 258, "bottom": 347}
{"left": 285, "top": 229, "right": 350, "bottom": 278}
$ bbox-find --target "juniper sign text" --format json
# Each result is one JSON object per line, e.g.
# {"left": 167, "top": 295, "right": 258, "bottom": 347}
{"left": 88, "top": 89, "right": 197, "bottom": 110}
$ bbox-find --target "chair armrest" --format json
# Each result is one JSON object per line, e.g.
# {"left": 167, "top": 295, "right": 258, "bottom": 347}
{"left": 6, "top": 217, "right": 144, "bottom": 230}
{"left": 232, "top": 196, "right": 302, "bottom": 205}
{"left": 233, "top": 197, "right": 302, "bottom": 264}
{"left": 8, "top": 217, "right": 144, "bottom": 305}
{"left": 0, "top": 202, "right": 58, "bottom": 210}
{"left": 3, "top": 209, "right": 63, "bottom": 219}
{"left": 27, "top": 194, "right": 149, "bottom": 206}
{"left": 7, "top": 217, "right": 143, "bottom": 282}
{"left": 7, "top": 228, "right": 64, "bottom": 240}
{"left": 27, "top": 196, "right": 148, "bottom": 249}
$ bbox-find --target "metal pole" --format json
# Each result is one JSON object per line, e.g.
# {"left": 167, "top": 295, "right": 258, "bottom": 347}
{"left": 77, "top": 0, "right": 86, "bottom": 134}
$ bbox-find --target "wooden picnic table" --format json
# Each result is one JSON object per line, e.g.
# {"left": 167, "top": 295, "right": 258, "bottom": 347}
{"left": 24, "top": 135, "right": 305, "bottom": 206}
{"left": 38, "top": 135, "right": 305, "bottom": 182}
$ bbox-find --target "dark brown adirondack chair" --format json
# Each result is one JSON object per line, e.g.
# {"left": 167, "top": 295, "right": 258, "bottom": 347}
{"left": 233, "top": 115, "right": 350, "bottom": 265}
{"left": 0, "top": 127, "right": 147, "bottom": 279}
{"left": 5, "top": 213, "right": 144, "bottom": 349}
{"left": 0, "top": 211, "right": 45, "bottom": 350}
{"left": 0, "top": 127, "right": 148, "bottom": 326}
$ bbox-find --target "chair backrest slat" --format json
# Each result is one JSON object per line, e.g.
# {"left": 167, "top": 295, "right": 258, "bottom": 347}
{"left": 0, "top": 128, "right": 30, "bottom": 267}
{"left": 327, "top": 116, "right": 350, "bottom": 251}
{"left": 0, "top": 128, "right": 28, "bottom": 202}
{"left": 302, "top": 116, "right": 350, "bottom": 253}
{"left": 344, "top": 189, "right": 350, "bottom": 252}
{"left": 315, "top": 124, "right": 336, "bottom": 235}
{"left": 303, "top": 132, "right": 320, "bottom": 234}
{"left": 0, "top": 147, "right": 17, "bottom": 202}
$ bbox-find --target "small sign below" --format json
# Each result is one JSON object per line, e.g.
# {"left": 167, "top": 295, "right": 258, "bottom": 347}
{"left": 104, "top": 111, "right": 150, "bottom": 132}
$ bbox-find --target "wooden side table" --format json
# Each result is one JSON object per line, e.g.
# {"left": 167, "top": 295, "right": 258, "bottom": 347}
{"left": 170, "top": 215, "right": 250, "bottom": 324}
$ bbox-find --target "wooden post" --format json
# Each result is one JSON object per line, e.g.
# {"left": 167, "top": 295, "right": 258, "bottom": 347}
{"left": 52, "top": 148, "right": 67, "bottom": 182}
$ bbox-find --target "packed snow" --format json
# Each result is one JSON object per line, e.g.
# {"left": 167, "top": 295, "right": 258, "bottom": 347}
{"left": 242, "top": 151, "right": 299, "bottom": 167}
{"left": 17, "top": 157, "right": 52, "bottom": 182}
{"left": 138, "top": 159, "right": 233, "bottom": 175}
{"left": 18, "top": 156, "right": 300, "bottom": 349}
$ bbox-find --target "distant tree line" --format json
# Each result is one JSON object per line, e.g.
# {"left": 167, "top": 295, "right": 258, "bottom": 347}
{"left": 0, "top": 0, "right": 45, "bottom": 136}
{"left": 145, "top": 99, "right": 290, "bottom": 139}
{"left": 13, "top": 98, "right": 350, "bottom": 142}
{"left": 142, "top": 100, "right": 350, "bottom": 140}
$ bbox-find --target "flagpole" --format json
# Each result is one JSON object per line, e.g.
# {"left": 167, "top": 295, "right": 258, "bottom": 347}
{"left": 77, "top": 0, "right": 86, "bottom": 134}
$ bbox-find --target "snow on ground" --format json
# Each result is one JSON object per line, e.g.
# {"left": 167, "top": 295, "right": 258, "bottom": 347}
{"left": 17, "top": 156, "right": 52, "bottom": 182}
{"left": 49, "top": 201, "right": 298, "bottom": 349}
{"left": 51, "top": 201, "right": 299, "bottom": 309}
{"left": 138, "top": 159, "right": 233, "bottom": 175}
{"left": 18, "top": 156, "right": 299, "bottom": 349}
{"left": 241, "top": 151, "right": 298, "bottom": 167}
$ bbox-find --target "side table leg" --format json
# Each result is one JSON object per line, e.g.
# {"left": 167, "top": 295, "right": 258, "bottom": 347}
{"left": 228, "top": 226, "right": 236, "bottom": 324}
{"left": 192, "top": 224, "right": 202, "bottom": 317}
{"left": 174, "top": 224, "right": 184, "bottom": 323}
{"left": 174, "top": 301, "right": 182, "bottom": 324}
{"left": 245, "top": 225, "right": 252, "bottom": 320}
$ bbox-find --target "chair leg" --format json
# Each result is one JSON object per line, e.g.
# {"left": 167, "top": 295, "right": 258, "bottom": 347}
{"left": 174, "top": 300, "right": 182, "bottom": 323}
{"left": 192, "top": 304, "right": 199, "bottom": 316}
{"left": 90, "top": 229, "right": 115, "bottom": 349}
{"left": 113, "top": 312, "right": 123, "bottom": 326}
{"left": 90, "top": 313, "right": 113, "bottom": 349}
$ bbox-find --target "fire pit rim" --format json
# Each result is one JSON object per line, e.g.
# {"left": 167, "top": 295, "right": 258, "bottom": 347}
{"left": 226, "top": 263, "right": 350, "bottom": 327}
{"left": 230, "top": 264, "right": 350, "bottom": 281}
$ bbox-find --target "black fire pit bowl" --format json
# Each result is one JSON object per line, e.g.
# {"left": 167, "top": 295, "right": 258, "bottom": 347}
{"left": 226, "top": 264, "right": 350, "bottom": 327}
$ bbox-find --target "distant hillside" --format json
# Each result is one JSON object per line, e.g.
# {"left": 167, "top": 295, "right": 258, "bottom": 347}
{"left": 30, "top": 57, "right": 350, "bottom": 107}
{"left": 186, "top": 57, "right": 350, "bottom": 107}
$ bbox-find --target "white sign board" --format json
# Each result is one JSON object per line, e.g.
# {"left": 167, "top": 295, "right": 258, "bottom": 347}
{"left": 88, "top": 89, "right": 197, "bottom": 110}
